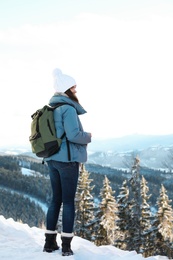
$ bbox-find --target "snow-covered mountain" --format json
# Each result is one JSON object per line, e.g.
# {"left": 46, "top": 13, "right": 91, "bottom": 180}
{"left": 0, "top": 215, "right": 168, "bottom": 260}
{"left": 88, "top": 134, "right": 173, "bottom": 152}
{"left": 88, "top": 145, "right": 173, "bottom": 171}
{"left": 87, "top": 134, "right": 173, "bottom": 170}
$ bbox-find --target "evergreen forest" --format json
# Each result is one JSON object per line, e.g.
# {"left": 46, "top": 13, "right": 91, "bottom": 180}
{"left": 0, "top": 155, "right": 173, "bottom": 258}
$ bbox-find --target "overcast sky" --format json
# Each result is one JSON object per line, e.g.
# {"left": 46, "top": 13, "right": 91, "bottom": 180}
{"left": 0, "top": 0, "right": 173, "bottom": 147}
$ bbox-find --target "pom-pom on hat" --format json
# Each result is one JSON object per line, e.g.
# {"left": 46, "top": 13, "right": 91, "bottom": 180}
{"left": 53, "top": 68, "right": 76, "bottom": 93}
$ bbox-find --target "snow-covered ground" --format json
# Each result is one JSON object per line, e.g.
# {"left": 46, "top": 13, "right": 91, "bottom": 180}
{"left": 21, "top": 167, "right": 43, "bottom": 177}
{"left": 0, "top": 215, "right": 168, "bottom": 260}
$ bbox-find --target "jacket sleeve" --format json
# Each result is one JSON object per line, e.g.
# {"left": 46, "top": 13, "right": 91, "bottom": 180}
{"left": 63, "top": 106, "right": 91, "bottom": 144}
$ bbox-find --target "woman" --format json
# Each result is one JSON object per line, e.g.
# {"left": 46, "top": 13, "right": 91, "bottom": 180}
{"left": 43, "top": 68, "right": 92, "bottom": 256}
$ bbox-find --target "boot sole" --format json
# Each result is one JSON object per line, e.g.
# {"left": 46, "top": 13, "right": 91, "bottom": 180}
{"left": 62, "top": 252, "right": 73, "bottom": 256}
{"left": 43, "top": 247, "right": 59, "bottom": 253}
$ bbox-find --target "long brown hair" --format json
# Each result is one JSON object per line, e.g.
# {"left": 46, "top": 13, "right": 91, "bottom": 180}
{"left": 65, "top": 88, "right": 79, "bottom": 103}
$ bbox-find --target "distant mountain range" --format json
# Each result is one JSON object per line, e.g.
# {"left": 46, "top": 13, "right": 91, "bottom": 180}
{"left": 87, "top": 134, "right": 173, "bottom": 170}
{"left": 88, "top": 146, "right": 173, "bottom": 171}
{"left": 1, "top": 134, "right": 173, "bottom": 171}
{"left": 88, "top": 134, "right": 173, "bottom": 152}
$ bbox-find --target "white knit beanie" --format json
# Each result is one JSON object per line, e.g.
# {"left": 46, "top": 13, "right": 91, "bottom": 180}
{"left": 53, "top": 68, "right": 76, "bottom": 93}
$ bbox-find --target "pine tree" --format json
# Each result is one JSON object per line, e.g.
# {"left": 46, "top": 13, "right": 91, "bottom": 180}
{"left": 75, "top": 164, "right": 95, "bottom": 241}
{"left": 94, "top": 175, "right": 118, "bottom": 246}
{"left": 157, "top": 185, "right": 173, "bottom": 242}
{"left": 140, "top": 175, "right": 153, "bottom": 257}
{"left": 127, "top": 157, "right": 141, "bottom": 252}
{"left": 152, "top": 184, "right": 173, "bottom": 258}
{"left": 115, "top": 179, "right": 131, "bottom": 249}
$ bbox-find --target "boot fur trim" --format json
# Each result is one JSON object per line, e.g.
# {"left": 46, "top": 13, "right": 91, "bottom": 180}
{"left": 61, "top": 232, "right": 74, "bottom": 237}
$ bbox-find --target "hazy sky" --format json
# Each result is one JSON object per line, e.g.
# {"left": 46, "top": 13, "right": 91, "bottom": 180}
{"left": 0, "top": 0, "right": 173, "bottom": 147}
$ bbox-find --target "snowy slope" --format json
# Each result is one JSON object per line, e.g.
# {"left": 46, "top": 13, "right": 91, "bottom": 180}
{"left": 0, "top": 216, "right": 168, "bottom": 260}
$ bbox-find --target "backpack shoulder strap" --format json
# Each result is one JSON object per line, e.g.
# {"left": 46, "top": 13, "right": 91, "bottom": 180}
{"left": 50, "top": 102, "right": 72, "bottom": 161}
{"left": 50, "top": 102, "right": 74, "bottom": 110}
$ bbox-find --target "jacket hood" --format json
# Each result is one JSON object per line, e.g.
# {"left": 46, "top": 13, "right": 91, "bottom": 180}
{"left": 48, "top": 93, "right": 87, "bottom": 115}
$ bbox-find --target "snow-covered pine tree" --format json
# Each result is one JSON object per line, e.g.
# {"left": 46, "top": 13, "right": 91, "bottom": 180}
{"left": 140, "top": 175, "right": 154, "bottom": 257}
{"left": 115, "top": 179, "right": 130, "bottom": 249}
{"left": 157, "top": 185, "right": 173, "bottom": 242}
{"left": 75, "top": 164, "right": 95, "bottom": 241}
{"left": 152, "top": 184, "right": 173, "bottom": 258}
{"left": 127, "top": 157, "right": 141, "bottom": 252}
{"left": 94, "top": 175, "right": 118, "bottom": 246}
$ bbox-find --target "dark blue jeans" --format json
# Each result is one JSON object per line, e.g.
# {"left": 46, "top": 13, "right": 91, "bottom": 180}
{"left": 46, "top": 161, "right": 79, "bottom": 233}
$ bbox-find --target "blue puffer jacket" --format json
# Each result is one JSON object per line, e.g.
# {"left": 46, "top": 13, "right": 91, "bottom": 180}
{"left": 45, "top": 93, "right": 91, "bottom": 163}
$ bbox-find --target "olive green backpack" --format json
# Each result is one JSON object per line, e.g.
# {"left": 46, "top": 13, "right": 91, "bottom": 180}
{"left": 29, "top": 103, "right": 71, "bottom": 161}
